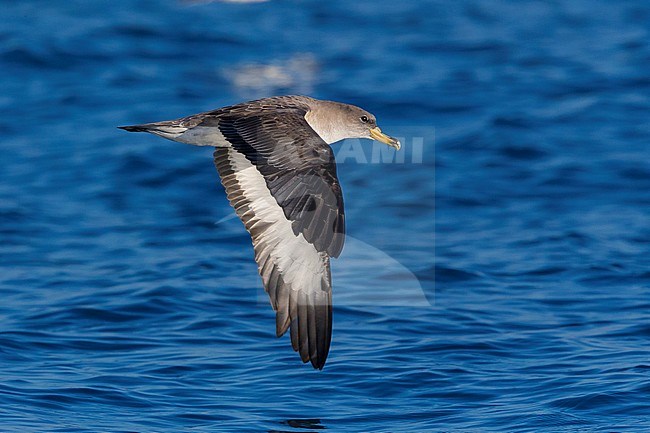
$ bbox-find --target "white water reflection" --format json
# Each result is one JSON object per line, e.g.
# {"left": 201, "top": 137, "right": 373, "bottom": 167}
{"left": 223, "top": 54, "right": 319, "bottom": 97}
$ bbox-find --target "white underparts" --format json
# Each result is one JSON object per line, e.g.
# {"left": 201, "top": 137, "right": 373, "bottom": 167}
{"left": 174, "top": 126, "right": 231, "bottom": 147}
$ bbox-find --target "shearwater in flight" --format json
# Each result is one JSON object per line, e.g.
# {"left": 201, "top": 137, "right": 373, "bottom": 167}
{"left": 120, "top": 95, "right": 400, "bottom": 369}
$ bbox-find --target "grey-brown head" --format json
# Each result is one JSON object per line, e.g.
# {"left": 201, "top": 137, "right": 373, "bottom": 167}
{"left": 304, "top": 100, "right": 401, "bottom": 149}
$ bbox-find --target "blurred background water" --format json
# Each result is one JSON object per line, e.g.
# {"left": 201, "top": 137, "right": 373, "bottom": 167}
{"left": 1, "top": 0, "right": 649, "bottom": 431}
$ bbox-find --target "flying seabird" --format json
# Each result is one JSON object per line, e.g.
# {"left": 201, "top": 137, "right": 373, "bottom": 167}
{"left": 119, "top": 95, "right": 400, "bottom": 369}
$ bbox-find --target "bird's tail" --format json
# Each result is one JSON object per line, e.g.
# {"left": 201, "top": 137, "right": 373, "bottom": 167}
{"left": 118, "top": 122, "right": 189, "bottom": 141}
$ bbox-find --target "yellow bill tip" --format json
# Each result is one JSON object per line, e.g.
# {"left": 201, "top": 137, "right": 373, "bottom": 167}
{"left": 370, "top": 127, "right": 400, "bottom": 150}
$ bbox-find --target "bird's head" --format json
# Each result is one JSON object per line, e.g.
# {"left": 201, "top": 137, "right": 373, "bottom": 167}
{"left": 305, "top": 100, "right": 401, "bottom": 149}
{"left": 338, "top": 105, "right": 401, "bottom": 150}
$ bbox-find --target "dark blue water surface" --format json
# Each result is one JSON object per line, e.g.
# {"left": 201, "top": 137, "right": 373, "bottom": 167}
{"left": 2, "top": 1, "right": 650, "bottom": 431}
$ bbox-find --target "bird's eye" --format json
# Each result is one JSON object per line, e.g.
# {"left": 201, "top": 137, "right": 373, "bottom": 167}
{"left": 360, "top": 116, "right": 369, "bottom": 123}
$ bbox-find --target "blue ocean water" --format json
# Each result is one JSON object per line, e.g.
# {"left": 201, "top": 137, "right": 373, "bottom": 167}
{"left": 1, "top": 0, "right": 649, "bottom": 431}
